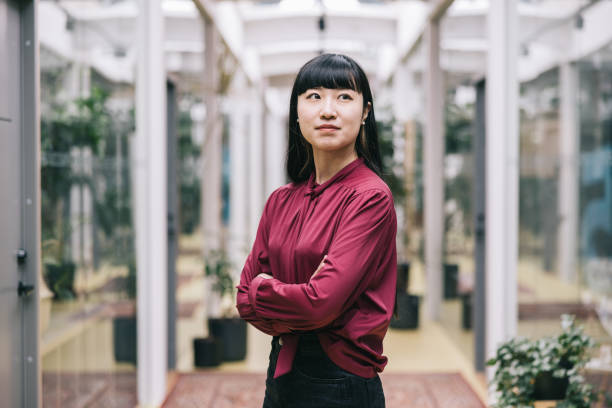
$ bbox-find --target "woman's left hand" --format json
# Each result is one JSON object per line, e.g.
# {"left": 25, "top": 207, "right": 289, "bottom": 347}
{"left": 310, "top": 255, "right": 328, "bottom": 280}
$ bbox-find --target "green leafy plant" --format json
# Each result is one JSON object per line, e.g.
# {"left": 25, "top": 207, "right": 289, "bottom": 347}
{"left": 177, "top": 107, "right": 201, "bottom": 234}
{"left": 204, "top": 250, "right": 236, "bottom": 317}
{"left": 487, "top": 315, "right": 602, "bottom": 407}
{"left": 376, "top": 116, "right": 406, "bottom": 206}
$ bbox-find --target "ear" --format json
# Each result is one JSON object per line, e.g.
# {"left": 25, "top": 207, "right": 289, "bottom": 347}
{"left": 362, "top": 101, "right": 372, "bottom": 123}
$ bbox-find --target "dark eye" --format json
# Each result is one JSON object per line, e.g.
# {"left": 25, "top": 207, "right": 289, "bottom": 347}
{"left": 306, "top": 92, "right": 320, "bottom": 99}
{"left": 339, "top": 93, "right": 353, "bottom": 100}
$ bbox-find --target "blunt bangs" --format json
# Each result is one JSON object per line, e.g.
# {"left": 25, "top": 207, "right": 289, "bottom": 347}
{"left": 286, "top": 53, "right": 382, "bottom": 183}
{"left": 294, "top": 54, "right": 363, "bottom": 96}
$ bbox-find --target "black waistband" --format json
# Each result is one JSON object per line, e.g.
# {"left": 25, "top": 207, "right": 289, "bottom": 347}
{"left": 273, "top": 333, "right": 320, "bottom": 345}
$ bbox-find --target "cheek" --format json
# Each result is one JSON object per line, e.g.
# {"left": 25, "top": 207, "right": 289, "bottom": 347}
{"left": 297, "top": 102, "right": 316, "bottom": 121}
{"left": 343, "top": 109, "right": 364, "bottom": 135}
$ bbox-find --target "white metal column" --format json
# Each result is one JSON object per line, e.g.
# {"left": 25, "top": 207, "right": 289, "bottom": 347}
{"left": 485, "top": 0, "right": 519, "bottom": 381}
{"left": 228, "top": 75, "right": 249, "bottom": 279}
{"left": 202, "top": 19, "right": 223, "bottom": 253}
{"left": 557, "top": 62, "right": 579, "bottom": 283}
{"left": 135, "top": 0, "right": 167, "bottom": 405}
{"left": 424, "top": 20, "right": 444, "bottom": 321}
{"left": 248, "top": 85, "right": 265, "bottom": 242}
{"left": 264, "top": 89, "right": 287, "bottom": 196}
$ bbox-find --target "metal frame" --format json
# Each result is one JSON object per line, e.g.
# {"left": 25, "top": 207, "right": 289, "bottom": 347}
{"left": 20, "top": 0, "right": 41, "bottom": 406}
{"left": 474, "top": 79, "right": 486, "bottom": 373}
{"left": 424, "top": 13, "right": 444, "bottom": 321}
{"left": 135, "top": 0, "right": 168, "bottom": 404}
{"left": 167, "top": 78, "right": 178, "bottom": 371}
{"left": 485, "top": 0, "right": 519, "bottom": 383}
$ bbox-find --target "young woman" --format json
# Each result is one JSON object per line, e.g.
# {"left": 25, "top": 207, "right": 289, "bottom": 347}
{"left": 236, "top": 53, "right": 397, "bottom": 408}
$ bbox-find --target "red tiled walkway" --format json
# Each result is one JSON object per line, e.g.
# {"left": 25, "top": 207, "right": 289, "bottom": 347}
{"left": 162, "top": 372, "right": 486, "bottom": 408}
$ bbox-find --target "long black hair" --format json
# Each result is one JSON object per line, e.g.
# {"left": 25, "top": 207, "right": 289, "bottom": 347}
{"left": 286, "top": 53, "right": 383, "bottom": 183}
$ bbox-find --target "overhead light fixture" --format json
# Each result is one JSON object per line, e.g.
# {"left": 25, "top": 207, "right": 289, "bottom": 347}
{"left": 575, "top": 13, "right": 584, "bottom": 30}
{"left": 114, "top": 47, "right": 127, "bottom": 58}
{"left": 65, "top": 16, "right": 75, "bottom": 31}
{"left": 318, "top": 14, "right": 326, "bottom": 31}
{"left": 520, "top": 44, "right": 529, "bottom": 57}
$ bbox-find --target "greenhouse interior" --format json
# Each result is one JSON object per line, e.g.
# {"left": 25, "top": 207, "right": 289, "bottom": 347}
{"left": 1, "top": 0, "right": 612, "bottom": 406}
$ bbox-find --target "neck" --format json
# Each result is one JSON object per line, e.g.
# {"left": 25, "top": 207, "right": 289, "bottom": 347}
{"left": 312, "top": 147, "right": 358, "bottom": 185}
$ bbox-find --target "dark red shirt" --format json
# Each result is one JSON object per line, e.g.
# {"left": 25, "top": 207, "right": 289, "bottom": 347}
{"left": 236, "top": 157, "right": 397, "bottom": 378}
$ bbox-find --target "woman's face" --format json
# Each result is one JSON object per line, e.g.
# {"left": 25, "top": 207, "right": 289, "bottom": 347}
{"left": 297, "top": 87, "right": 370, "bottom": 156}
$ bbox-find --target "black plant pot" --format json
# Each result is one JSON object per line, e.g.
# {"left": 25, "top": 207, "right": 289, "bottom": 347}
{"left": 208, "top": 318, "right": 247, "bottom": 361}
{"left": 443, "top": 264, "right": 459, "bottom": 299}
{"left": 390, "top": 293, "right": 420, "bottom": 329}
{"left": 532, "top": 371, "right": 569, "bottom": 400}
{"left": 397, "top": 262, "right": 411, "bottom": 294}
{"left": 193, "top": 337, "right": 223, "bottom": 367}
{"left": 461, "top": 293, "right": 472, "bottom": 330}
{"left": 44, "top": 262, "right": 76, "bottom": 300}
{"left": 113, "top": 316, "right": 137, "bottom": 365}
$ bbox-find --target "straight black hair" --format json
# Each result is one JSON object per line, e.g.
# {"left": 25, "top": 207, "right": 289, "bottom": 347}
{"left": 286, "top": 53, "right": 383, "bottom": 182}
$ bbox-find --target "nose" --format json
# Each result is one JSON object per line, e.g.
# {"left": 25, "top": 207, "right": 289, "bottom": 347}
{"left": 320, "top": 97, "right": 337, "bottom": 119}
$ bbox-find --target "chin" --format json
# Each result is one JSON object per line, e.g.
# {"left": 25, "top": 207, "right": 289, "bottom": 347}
{"left": 314, "top": 144, "right": 355, "bottom": 154}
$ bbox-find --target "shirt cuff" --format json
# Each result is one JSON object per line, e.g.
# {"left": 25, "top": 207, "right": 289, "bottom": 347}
{"left": 248, "top": 275, "right": 267, "bottom": 313}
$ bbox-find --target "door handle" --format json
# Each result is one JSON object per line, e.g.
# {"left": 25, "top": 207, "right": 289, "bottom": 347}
{"left": 16, "top": 248, "right": 27, "bottom": 264}
{"left": 18, "top": 281, "right": 35, "bottom": 297}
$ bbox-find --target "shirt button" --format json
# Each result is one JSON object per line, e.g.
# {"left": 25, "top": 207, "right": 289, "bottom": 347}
{"left": 279, "top": 338, "right": 284, "bottom": 346}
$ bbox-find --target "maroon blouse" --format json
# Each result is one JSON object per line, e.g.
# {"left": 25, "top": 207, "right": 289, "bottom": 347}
{"left": 236, "top": 157, "right": 397, "bottom": 379}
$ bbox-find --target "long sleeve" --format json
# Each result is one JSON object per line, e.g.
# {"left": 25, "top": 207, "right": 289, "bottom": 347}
{"left": 249, "top": 189, "right": 396, "bottom": 331}
{"left": 236, "top": 193, "right": 291, "bottom": 336}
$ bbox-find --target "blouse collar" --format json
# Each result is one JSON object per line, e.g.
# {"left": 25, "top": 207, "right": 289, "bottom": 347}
{"left": 306, "top": 157, "right": 364, "bottom": 198}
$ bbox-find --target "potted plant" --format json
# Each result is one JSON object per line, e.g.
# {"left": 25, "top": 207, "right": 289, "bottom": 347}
{"left": 205, "top": 250, "right": 246, "bottom": 361}
{"left": 391, "top": 262, "right": 419, "bottom": 330}
{"left": 112, "top": 259, "right": 137, "bottom": 365}
{"left": 390, "top": 292, "right": 420, "bottom": 330}
{"left": 194, "top": 250, "right": 246, "bottom": 367}
{"left": 443, "top": 263, "right": 459, "bottom": 299}
{"left": 487, "top": 314, "right": 603, "bottom": 407}
{"left": 41, "top": 219, "right": 76, "bottom": 301}
{"left": 396, "top": 262, "right": 410, "bottom": 293}
{"left": 460, "top": 291, "right": 472, "bottom": 330}
{"left": 41, "top": 87, "right": 110, "bottom": 300}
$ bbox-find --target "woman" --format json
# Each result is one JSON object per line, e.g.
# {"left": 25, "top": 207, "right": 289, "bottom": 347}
{"left": 236, "top": 53, "right": 397, "bottom": 408}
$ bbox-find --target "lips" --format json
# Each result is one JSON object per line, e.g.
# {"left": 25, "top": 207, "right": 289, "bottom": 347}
{"left": 316, "top": 125, "right": 340, "bottom": 130}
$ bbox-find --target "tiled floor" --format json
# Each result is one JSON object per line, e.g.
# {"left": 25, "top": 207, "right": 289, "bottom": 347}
{"left": 163, "top": 372, "right": 485, "bottom": 408}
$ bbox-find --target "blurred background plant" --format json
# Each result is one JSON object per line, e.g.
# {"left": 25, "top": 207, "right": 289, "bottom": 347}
{"left": 41, "top": 85, "right": 135, "bottom": 299}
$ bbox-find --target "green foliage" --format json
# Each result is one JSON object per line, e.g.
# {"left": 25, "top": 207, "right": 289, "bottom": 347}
{"left": 444, "top": 170, "right": 473, "bottom": 239}
{"left": 444, "top": 99, "right": 473, "bottom": 154}
{"left": 487, "top": 315, "right": 601, "bottom": 408}
{"left": 376, "top": 117, "right": 406, "bottom": 205}
{"left": 41, "top": 85, "right": 135, "bottom": 301}
{"left": 41, "top": 87, "right": 112, "bottom": 248}
{"left": 177, "top": 108, "right": 201, "bottom": 234}
{"left": 204, "top": 250, "right": 235, "bottom": 298}
{"left": 125, "top": 260, "right": 137, "bottom": 299}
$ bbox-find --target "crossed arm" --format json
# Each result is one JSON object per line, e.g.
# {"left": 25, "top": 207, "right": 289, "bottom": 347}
{"left": 235, "top": 189, "right": 396, "bottom": 336}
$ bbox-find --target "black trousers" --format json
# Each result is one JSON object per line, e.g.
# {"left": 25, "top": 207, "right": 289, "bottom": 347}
{"left": 263, "top": 334, "right": 385, "bottom": 408}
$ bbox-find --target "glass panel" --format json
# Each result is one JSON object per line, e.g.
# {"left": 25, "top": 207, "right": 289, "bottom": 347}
{"left": 393, "top": 41, "right": 426, "bottom": 321}
{"left": 441, "top": 72, "right": 476, "bottom": 362}
{"left": 517, "top": 0, "right": 612, "bottom": 387}
{"left": 437, "top": 5, "right": 482, "bottom": 362}
{"left": 40, "top": 1, "right": 138, "bottom": 405}
{"left": 175, "top": 94, "right": 206, "bottom": 371}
